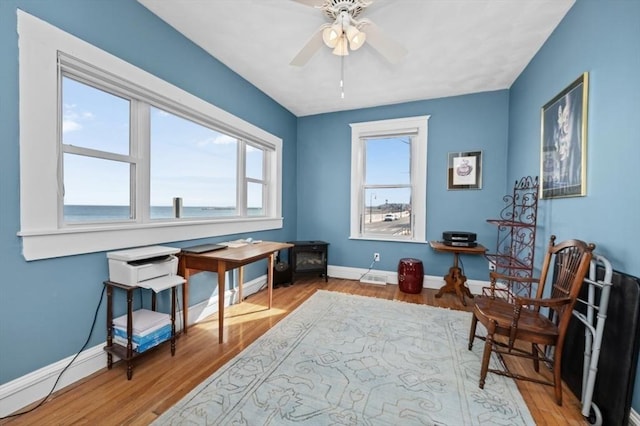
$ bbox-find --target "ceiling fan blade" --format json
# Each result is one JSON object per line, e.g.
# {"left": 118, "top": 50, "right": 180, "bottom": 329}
{"left": 290, "top": 28, "right": 326, "bottom": 67}
{"left": 361, "top": 20, "right": 407, "bottom": 64}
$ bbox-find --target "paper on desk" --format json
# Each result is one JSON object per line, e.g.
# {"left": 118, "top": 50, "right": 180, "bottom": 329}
{"left": 220, "top": 239, "right": 249, "bottom": 248}
{"left": 139, "top": 275, "right": 185, "bottom": 293}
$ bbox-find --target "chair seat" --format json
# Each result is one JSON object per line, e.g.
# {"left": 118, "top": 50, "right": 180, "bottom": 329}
{"left": 474, "top": 296, "right": 559, "bottom": 345}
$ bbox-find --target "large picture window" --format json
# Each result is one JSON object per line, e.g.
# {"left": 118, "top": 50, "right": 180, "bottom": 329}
{"left": 350, "top": 116, "right": 429, "bottom": 243}
{"left": 18, "top": 11, "right": 282, "bottom": 260}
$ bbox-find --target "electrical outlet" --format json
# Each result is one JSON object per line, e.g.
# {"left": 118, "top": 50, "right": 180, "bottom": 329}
{"left": 374, "top": 253, "right": 380, "bottom": 262}
{"left": 488, "top": 261, "right": 496, "bottom": 271}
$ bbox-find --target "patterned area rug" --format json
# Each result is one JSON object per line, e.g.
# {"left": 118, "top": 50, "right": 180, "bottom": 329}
{"left": 154, "top": 290, "right": 534, "bottom": 425}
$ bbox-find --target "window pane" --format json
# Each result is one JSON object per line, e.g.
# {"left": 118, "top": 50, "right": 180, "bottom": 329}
{"left": 63, "top": 154, "right": 131, "bottom": 222}
{"left": 62, "top": 77, "right": 130, "bottom": 155}
{"left": 363, "top": 187, "right": 411, "bottom": 237}
{"left": 246, "top": 145, "right": 264, "bottom": 180}
{"left": 365, "top": 137, "right": 411, "bottom": 185}
{"left": 247, "top": 181, "right": 264, "bottom": 216}
{"left": 150, "top": 107, "right": 237, "bottom": 219}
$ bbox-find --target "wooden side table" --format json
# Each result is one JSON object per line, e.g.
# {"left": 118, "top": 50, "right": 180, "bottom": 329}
{"left": 103, "top": 280, "right": 181, "bottom": 379}
{"left": 429, "top": 241, "right": 487, "bottom": 306}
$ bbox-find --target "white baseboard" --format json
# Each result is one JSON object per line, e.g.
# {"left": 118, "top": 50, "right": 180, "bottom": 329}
{"left": 0, "top": 344, "right": 107, "bottom": 418}
{"left": 0, "top": 276, "right": 265, "bottom": 418}
{"left": 328, "top": 264, "right": 488, "bottom": 294}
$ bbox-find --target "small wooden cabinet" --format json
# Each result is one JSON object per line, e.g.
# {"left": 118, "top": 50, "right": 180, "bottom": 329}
{"left": 288, "top": 241, "right": 329, "bottom": 284}
{"left": 103, "top": 280, "right": 180, "bottom": 380}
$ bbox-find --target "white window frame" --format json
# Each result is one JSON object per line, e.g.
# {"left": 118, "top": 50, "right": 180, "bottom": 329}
{"left": 17, "top": 11, "right": 283, "bottom": 260}
{"left": 349, "top": 116, "right": 429, "bottom": 243}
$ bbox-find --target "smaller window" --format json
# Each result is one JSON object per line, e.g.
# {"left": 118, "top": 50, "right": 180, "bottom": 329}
{"left": 350, "top": 116, "right": 429, "bottom": 243}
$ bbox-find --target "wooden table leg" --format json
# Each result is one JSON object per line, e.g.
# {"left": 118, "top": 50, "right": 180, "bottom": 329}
{"left": 105, "top": 284, "right": 113, "bottom": 369}
{"left": 217, "top": 261, "right": 226, "bottom": 344}
{"left": 435, "top": 253, "right": 473, "bottom": 306}
{"left": 268, "top": 253, "right": 274, "bottom": 309}
{"left": 452, "top": 252, "right": 459, "bottom": 268}
{"left": 126, "top": 288, "right": 134, "bottom": 380}
{"left": 238, "top": 266, "right": 244, "bottom": 303}
{"left": 170, "top": 285, "right": 176, "bottom": 356}
{"left": 182, "top": 268, "right": 190, "bottom": 335}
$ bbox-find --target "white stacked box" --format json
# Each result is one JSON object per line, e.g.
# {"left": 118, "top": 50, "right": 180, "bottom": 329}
{"left": 112, "top": 309, "right": 171, "bottom": 353}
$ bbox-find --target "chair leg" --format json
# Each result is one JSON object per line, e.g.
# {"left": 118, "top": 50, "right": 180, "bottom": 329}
{"left": 479, "top": 324, "right": 495, "bottom": 389}
{"left": 532, "top": 343, "right": 539, "bottom": 372}
{"left": 468, "top": 314, "right": 478, "bottom": 350}
{"left": 553, "top": 349, "right": 563, "bottom": 406}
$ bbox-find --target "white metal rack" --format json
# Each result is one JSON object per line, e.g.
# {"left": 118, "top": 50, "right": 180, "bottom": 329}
{"left": 571, "top": 254, "right": 613, "bottom": 426}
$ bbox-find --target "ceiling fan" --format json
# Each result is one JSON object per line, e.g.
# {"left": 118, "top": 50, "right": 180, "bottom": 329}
{"left": 290, "top": 0, "right": 408, "bottom": 66}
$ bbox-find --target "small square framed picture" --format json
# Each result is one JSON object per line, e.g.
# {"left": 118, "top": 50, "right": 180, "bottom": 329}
{"left": 448, "top": 151, "right": 482, "bottom": 190}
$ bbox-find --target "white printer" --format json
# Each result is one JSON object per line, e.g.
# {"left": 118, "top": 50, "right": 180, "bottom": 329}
{"left": 107, "top": 245, "right": 184, "bottom": 292}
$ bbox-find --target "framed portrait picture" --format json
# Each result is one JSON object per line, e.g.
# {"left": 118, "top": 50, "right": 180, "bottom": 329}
{"left": 541, "top": 72, "right": 589, "bottom": 199}
{"left": 447, "top": 151, "right": 482, "bottom": 190}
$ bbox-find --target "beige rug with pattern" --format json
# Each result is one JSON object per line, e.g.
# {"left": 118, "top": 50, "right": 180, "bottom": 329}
{"left": 154, "top": 290, "right": 534, "bottom": 425}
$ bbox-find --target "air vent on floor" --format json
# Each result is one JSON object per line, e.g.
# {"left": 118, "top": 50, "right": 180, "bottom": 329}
{"left": 359, "top": 273, "right": 387, "bottom": 285}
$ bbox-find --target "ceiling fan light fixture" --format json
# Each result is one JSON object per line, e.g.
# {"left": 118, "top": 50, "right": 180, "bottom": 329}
{"left": 332, "top": 35, "right": 349, "bottom": 56}
{"left": 322, "top": 24, "right": 342, "bottom": 48}
{"left": 346, "top": 25, "right": 366, "bottom": 50}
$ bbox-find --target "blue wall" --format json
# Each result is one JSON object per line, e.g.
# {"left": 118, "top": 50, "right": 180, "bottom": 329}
{"left": 0, "top": 0, "right": 297, "bottom": 384}
{"left": 297, "top": 92, "right": 510, "bottom": 279}
{"left": 508, "top": 0, "right": 640, "bottom": 411}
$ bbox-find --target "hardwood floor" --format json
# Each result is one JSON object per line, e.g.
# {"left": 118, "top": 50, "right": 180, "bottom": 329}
{"left": 1, "top": 278, "right": 588, "bottom": 425}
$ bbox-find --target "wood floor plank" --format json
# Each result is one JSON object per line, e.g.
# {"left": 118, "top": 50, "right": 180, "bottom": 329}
{"left": 0, "top": 278, "right": 587, "bottom": 425}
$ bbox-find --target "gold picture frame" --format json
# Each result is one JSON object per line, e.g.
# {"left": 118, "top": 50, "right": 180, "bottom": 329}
{"left": 447, "top": 151, "right": 482, "bottom": 190}
{"left": 540, "top": 72, "right": 589, "bottom": 199}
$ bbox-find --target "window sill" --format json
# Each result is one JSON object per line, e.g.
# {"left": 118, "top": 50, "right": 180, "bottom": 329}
{"left": 19, "top": 217, "right": 283, "bottom": 260}
{"left": 348, "top": 236, "right": 428, "bottom": 244}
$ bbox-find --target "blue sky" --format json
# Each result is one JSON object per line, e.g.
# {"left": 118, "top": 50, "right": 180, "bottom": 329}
{"left": 365, "top": 136, "right": 411, "bottom": 207}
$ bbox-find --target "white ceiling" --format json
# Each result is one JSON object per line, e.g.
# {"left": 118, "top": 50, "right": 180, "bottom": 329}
{"left": 137, "top": 0, "right": 575, "bottom": 117}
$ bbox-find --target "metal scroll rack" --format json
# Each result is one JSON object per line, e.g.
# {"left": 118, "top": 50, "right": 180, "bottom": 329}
{"left": 485, "top": 176, "right": 539, "bottom": 298}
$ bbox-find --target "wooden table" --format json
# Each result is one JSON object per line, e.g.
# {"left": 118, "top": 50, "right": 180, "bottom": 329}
{"left": 103, "top": 279, "right": 181, "bottom": 379}
{"left": 429, "top": 241, "right": 487, "bottom": 306}
{"left": 178, "top": 241, "right": 293, "bottom": 343}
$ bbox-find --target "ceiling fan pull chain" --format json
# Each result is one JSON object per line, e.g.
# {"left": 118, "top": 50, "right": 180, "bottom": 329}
{"left": 341, "top": 54, "right": 345, "bottom": 99}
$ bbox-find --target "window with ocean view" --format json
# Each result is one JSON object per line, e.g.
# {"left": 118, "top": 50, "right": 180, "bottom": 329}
{"left": 18, "top": 11, "right": 283, "bottom": 260}
{"left": 149, "top": 106, "right": 240, "bottom": 220}
{"left": 59, "top": 74, "right": 270, "bottom": 224}
{"left": 62, "top": 76, "right": 134, "bottom": 223}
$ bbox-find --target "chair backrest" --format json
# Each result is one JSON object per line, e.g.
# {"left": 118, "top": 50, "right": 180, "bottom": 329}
{"left": 535, "top": 235, "right": 596, "bottom": 327}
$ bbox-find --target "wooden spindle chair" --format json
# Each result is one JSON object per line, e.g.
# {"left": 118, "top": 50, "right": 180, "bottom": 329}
{"left": 468, "top": 235, "right": 595, "bottom": 405}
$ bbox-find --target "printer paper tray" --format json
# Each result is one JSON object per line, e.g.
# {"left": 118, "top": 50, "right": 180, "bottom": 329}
{"left": 138, "top": 275, "right": 185, "bottom": 293}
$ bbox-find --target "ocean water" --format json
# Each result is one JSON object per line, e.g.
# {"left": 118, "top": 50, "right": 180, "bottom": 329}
{"left": 64, "top": 205, "right": 262, "bottom": 222}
